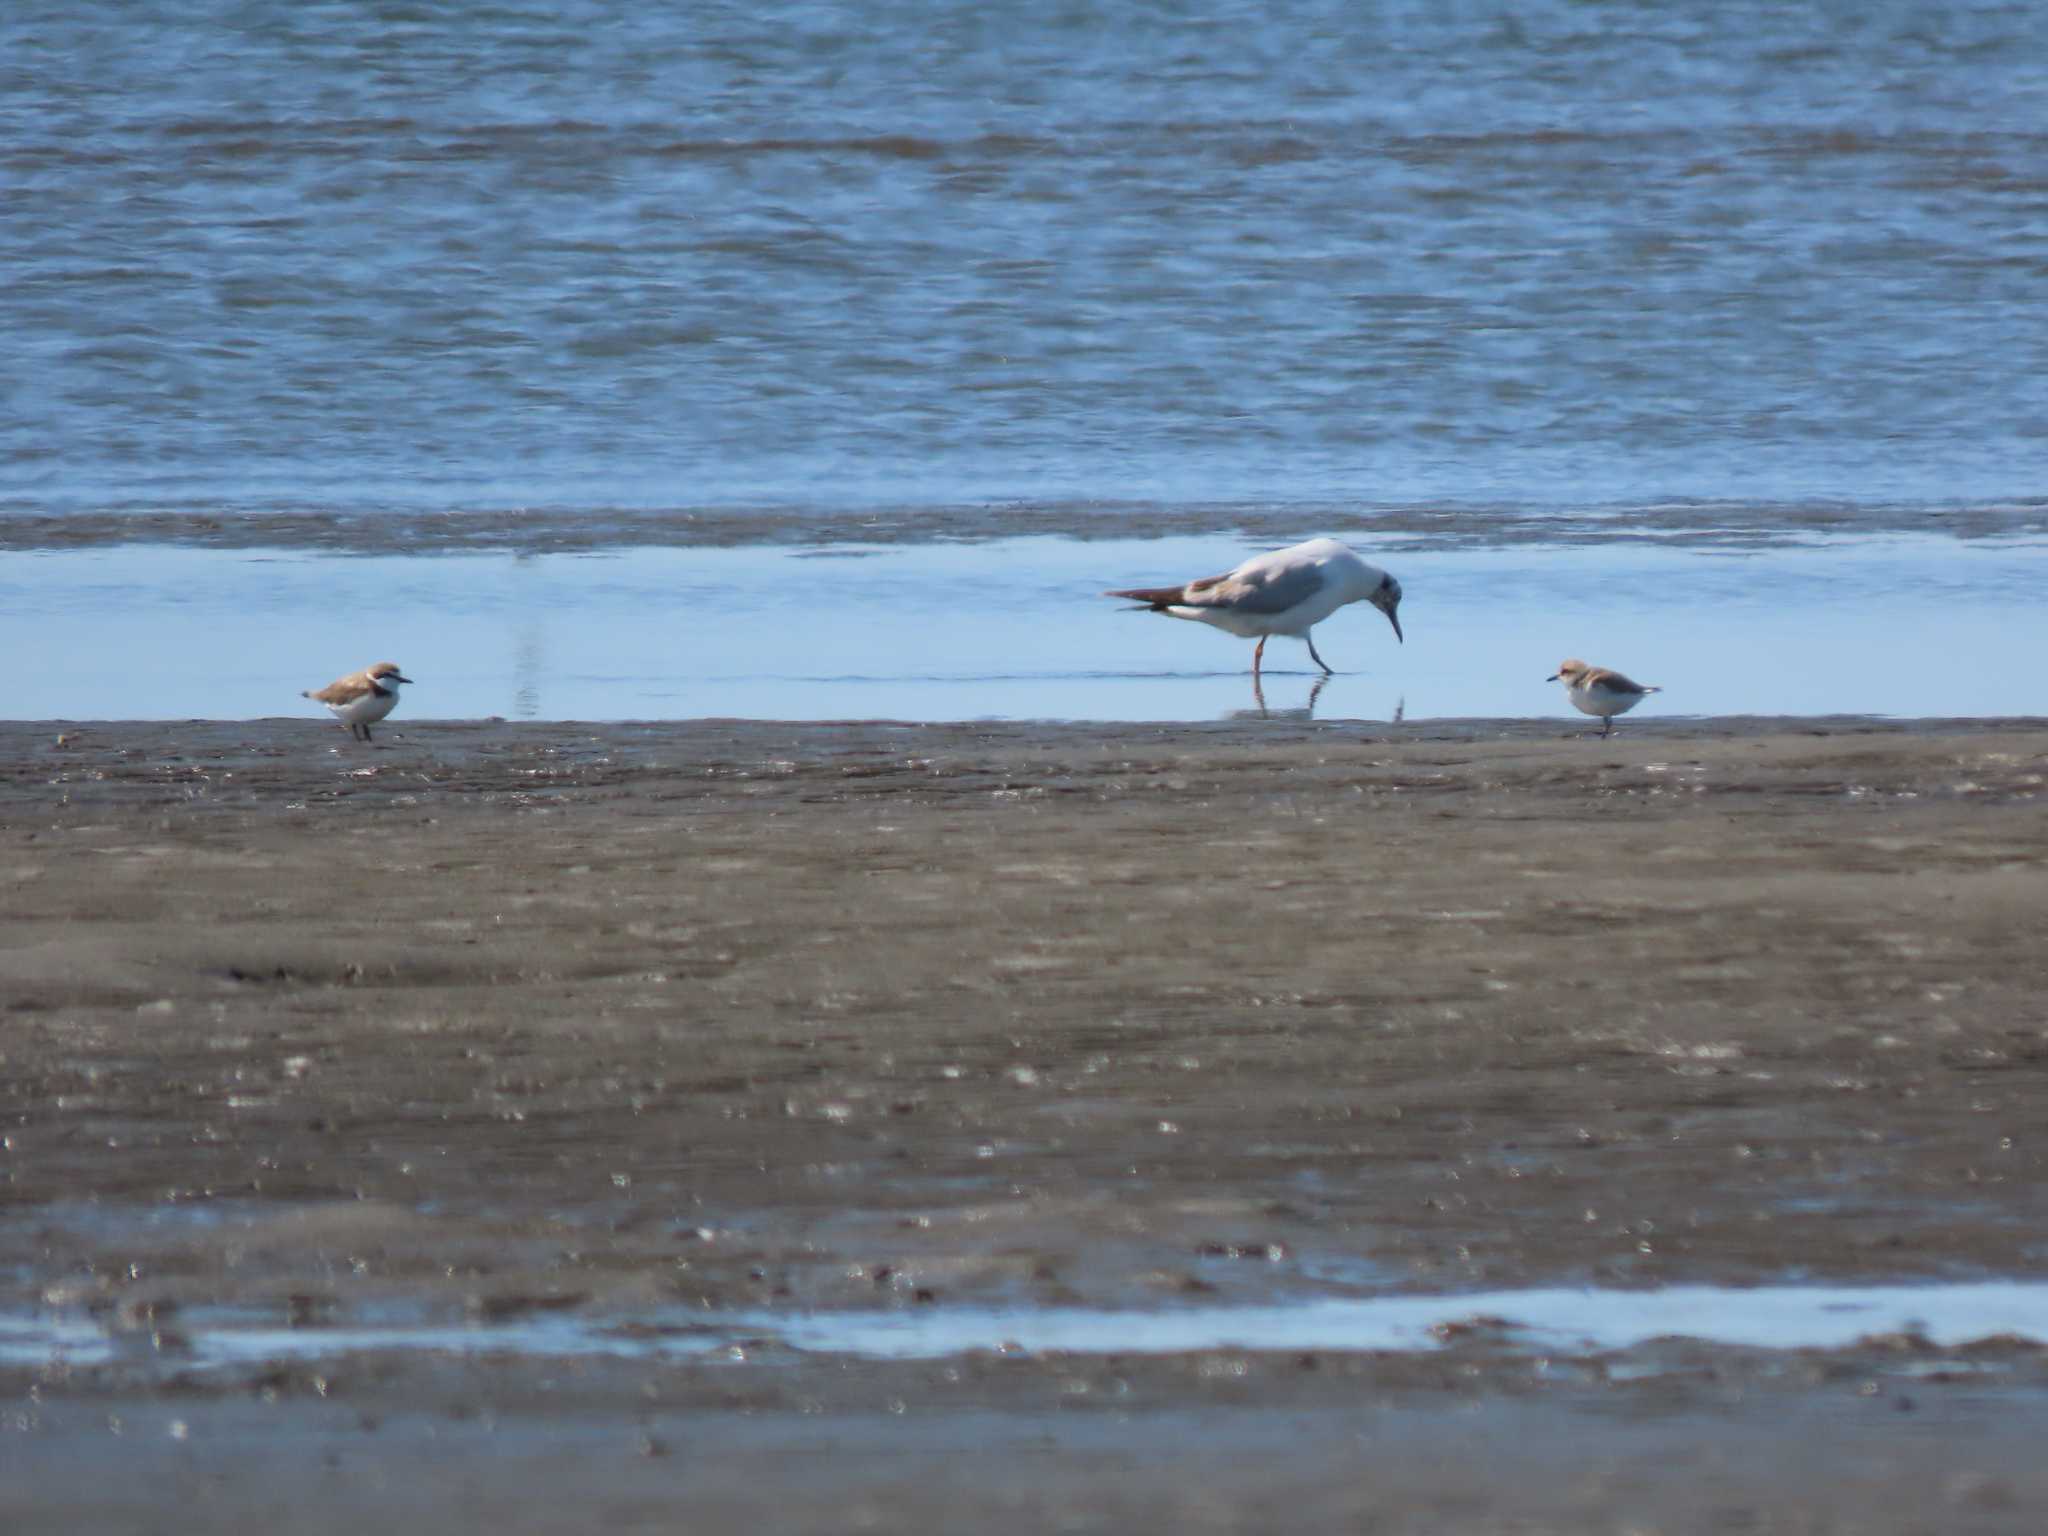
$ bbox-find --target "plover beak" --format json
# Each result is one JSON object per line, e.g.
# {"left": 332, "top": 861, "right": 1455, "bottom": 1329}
{"left": 1546, "top": 672, "right": 1560, "bottom": 682}
{"left": 395, "top": 674, "right": 415, "bottom": 685}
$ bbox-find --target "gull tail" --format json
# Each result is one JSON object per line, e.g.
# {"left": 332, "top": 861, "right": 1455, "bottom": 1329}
{"left": 1104, "top": 585, "right": 1186, "bottom": 611}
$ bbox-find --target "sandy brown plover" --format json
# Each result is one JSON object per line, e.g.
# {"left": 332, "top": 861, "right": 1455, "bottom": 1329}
{"left": 1548, "top": 658, "right": 1659, "bottom": 737}
{"left": 304, "top": 661, "right": 414, "bottom": 742}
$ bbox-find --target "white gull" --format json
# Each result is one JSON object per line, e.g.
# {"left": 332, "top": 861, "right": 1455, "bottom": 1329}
{"left": 1105, "top": 537, "right": 1403, "bottom": 677}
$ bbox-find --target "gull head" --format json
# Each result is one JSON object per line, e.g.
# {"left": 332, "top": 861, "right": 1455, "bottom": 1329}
{"left": 1367, "top": 573, "right": 1403, "bottom": 644}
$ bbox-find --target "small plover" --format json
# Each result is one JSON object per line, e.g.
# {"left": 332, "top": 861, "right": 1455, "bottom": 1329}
{"left": 1548, "top": 658, "right": 1659, "bottom": 737}
{"left": 304, "top": 661, "right": 414, "bottom": 742}
{"left": 1105, "top": 537, "right": 1403, "bottom": 677}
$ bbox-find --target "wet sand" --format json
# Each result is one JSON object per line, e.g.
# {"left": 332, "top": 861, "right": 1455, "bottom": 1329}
{"left": 5, "top": 496, "right": 2045, "bottom": 554}
{"left": 5, "top": 715, "right": 2048, "bottom": 1531}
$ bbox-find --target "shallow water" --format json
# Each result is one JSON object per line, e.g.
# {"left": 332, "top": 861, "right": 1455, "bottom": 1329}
{"left": 759, "top": 1281, "right": 2048, "bottom": 1360}
{"left": 10, "top": 1282, "right": 2048, "bottom": 1371}
{"left": 8, "top": 533, "right": 2047, "bottom": 721}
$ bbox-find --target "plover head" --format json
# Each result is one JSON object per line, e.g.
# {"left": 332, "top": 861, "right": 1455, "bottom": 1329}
{"left": 1548, "top": 659, "right": 1589, "bottom": 685}
{"left": 368, "top": 662, "right": 414, "bottom": 690}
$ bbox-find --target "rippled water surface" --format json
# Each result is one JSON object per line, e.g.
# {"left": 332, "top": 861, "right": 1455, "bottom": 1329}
{"left": 7, "top": 1, "right": 2047, "bottom": 518}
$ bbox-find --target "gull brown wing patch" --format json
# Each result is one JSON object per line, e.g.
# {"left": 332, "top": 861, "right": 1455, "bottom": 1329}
{"left": 1105, "top": 583, "right": 1192, "bottom": 608}
{"left": 1106, "top": 560, "right": 1253, "bottom": 608}
{"left": 1108, "top": 558, "right": 1330, "bottom": 616}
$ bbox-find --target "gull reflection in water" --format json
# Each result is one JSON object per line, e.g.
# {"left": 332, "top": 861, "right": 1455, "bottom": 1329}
{"left": 511, "top": 552, "right": 545, "bottom": 720}
{"left": 1229, "top": 672, "right": 1330, "bottom": 721}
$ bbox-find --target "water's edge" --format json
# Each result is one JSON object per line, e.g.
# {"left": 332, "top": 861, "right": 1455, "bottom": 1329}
{"left": 11, "top": 1283, "right": 2048, "bottom": 1373}
{"left": 5, "top": 500, "right": 2046, "bottom": 554}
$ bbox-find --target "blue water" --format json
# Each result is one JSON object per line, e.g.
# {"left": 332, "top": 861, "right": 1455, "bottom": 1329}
{"left": 9, "top": 1281, "right": 2048, "bottom": 1370}
{"left": 7, "top": 534, "right": 2045, "bottom": 720}
{"left": 8, "top": 5, "right": 2046, "bottom": 719}
{"left": 6, "top": 1, "right": 2048, "bottom": 518}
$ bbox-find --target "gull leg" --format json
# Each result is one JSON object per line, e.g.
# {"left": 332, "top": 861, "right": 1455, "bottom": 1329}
{"left": 1601, "top": 717, "right": 1613, "bottom": 739}
{"left": 1252, "top": 636, "right": 1267, "bottom": 677}
{"left": 1305, "top": 633, "right": 1333, "bottom": 674}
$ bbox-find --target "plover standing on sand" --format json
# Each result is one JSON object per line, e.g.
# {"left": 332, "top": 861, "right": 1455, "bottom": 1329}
{"left": 1105, "top": 538, "right": 1403, "bottom": 677}
{"left": 304, "top": 661, "right": 414, "bottom": 742}
{"left": 1549, "top": 659, "right": 1659, "bottom": 737}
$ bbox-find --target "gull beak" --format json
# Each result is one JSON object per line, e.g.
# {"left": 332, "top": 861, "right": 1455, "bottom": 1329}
{"left": 1378, "top": 599, "right": 1403, "bottom": 645}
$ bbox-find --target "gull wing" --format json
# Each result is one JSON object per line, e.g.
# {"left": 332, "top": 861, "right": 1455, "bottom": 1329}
{"left": 1180, "top": 554, "right": 1330, "bottom": 615}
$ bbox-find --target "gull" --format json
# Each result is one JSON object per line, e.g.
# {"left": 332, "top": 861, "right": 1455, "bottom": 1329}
{"left": 303, "top": 661, "right": 414, "bottom": 742}
{"left": 1548, "top": 659, "right": 1659, "bottom": 737}
{"left": 1104, "top": 538, "right": 1403, "bottom": 677}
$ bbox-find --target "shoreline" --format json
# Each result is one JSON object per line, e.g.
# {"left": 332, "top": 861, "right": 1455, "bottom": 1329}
{"left": 5, "top": 498, "right": 2047, "bottom": 554}
{"left": 6, "top": 717, "right": 2047, "bottom": 1529}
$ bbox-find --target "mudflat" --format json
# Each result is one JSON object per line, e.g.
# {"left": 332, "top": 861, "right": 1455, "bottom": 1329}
{"left": 4, "top": 716, "right": 2048, "bottom": 1533}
